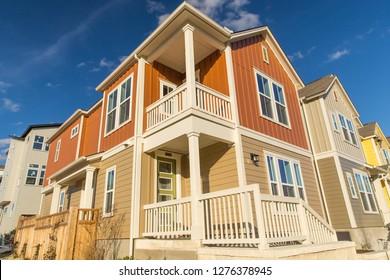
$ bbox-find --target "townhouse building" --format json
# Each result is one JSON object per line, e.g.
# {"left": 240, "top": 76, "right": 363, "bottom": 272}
{"left": 358, "top": 122, "right": 390, "bottom": 226}
{"left": 299, "top": 74, "right": 388, "bottom": 250}
{"left": 0, "top": 124, "right": 60, "bottom": 237}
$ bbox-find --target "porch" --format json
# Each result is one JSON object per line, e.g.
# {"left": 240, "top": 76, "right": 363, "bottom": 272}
{"left": 142, "top": 184, "right": 337, "bottom": 249}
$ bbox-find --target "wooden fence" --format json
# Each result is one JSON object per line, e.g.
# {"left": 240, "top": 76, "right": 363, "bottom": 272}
{"left": 14, "top": 207, "right": 98, "bottom": 260}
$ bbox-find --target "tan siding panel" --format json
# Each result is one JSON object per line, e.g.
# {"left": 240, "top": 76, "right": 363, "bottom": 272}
{"left": 94, "top": 146, "right": 133, "bottom": 239}
{"left": 241, "top": 135, "right": 324, "bottom": 217}
{"left": 317, "top": 157, "right": 350, "bottom": 229}
{"left": 40, "top": 192, "right": 53, "bottom": 216}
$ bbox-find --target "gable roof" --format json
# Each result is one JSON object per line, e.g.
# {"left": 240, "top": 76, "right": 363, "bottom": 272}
{"left": 298, "top": 74, "right": 335, "bottom": 99}
{"left": 11, "top": 123, "right": 62, "bottom": 140}
{"left": 358, "top": 122, "right": 377, "bottom": 138}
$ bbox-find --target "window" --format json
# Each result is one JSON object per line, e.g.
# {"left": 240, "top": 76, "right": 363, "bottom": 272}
{"left": 33, "top": 135, "right": 48, "bottom": 151}
{"left": 70, "top": 124, "right": 79, "bottom": 138}
{"left": 104, "top": 167, "right": 116, "bottom": 216}
{"left": 383, "top": 149, "right": 390, "bottom": 164}
{"left": 54, "top": 140, "right": 61, "bottom": 162}
{"left": 39, "top": 166, "right": 46, "bottom": 185}
{"left": 265, "top": 154, "right": 306, "bottom": 200}
{"left": 105, "top": 75, "right": 133, "bottom": 134}
{"left": 346, "top": 119, "right": 357, "bottom": 145}
{"left": 354, "top": 171, "right": 377, "bottom": 213}
{"left": 255, "top": 71, "right": 289, "bottom": 126}
{"left": 58, "top": 190, "right": 65, "bottom": 212}
{"left": 346, "top": 172, "right": 358, "bottom": 199}
{"left": 262, "top": 45, "right": 269, "bottom": 63}
{"left": 160, "top": 79, "right": 176, "bottom": 98}
{"left": 338, "top": 114, "right": 350, "bottom": 142}
{"left": 331, "top": 112, "right": 339, "bottom": 132}
{"left": 26, "top": 164, "right": 39, "bottom": 185}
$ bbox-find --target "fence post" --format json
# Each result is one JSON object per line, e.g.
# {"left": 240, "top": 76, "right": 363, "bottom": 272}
{"left": 252, "top": 184, "right": 269, "bottom": 249}
{"left": 297, "top": 202, "right": 311, "bottom": 244}
{"left": 63, "top": 207, "right": 79, "bottom": 260}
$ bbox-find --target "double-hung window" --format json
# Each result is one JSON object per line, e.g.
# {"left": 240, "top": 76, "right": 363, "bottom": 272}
{"left": 70, "top": 125, "right": 79, "bottom": 138}
{"left": 354, "top": 171, "right": 377, "bottom": 213}
{"left": 255, "top": 71, "right": 289, "bottom": 126}
{"left": 54, "top": 140, "right": 61, "bottom": 162}
{"left": 26, "top": 164, "right": 39, "bottom": 185}
{"left": 338, "top": 113, "right": 358, "bottom": 145}
{"left": 331, "top": 112, "right": 339, "bottom": 132}
{"left": 58, "top": 190, "right": 65, "bottom": 212}
{"left": 266, "top": 154, "right": 306, "bottom": 200}
{"left": 383, "top": 149, "right": 390, "bottom": 164}
{"left": 32, "top": 135, "right": 49, "bottom": 151}
{"left": 39, "top": 166, "right": 46, "bottom": 185}
{"left": 346, "top": 172, "right": 358, "bottom": 199}
{"left": 104, "top": 167, "right": 116, "bottom": 216}
{"left": 106, "top": 75, "right": 133, "bottom": 134}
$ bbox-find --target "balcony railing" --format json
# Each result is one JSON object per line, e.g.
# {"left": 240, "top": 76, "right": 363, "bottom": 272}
{"left": 146, "top": 82, "right": 232, "bottom": 130}
{"left": 143, "top": 184, "right": 337, "bottom": 247}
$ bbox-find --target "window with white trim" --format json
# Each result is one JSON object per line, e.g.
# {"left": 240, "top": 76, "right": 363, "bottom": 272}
{"left": 54, "top": 140, "right": 61, "bottom": 162}
{"left": 265, "top": 154, "right": 306, "bottom": 200}
{"left": 70, "top": 124, "right": 79, "bottom": 138}
{"left": 39, "top": 166, "right": 46, "bottom": 185}
{"left": 255, "top": 71, "right": 289, "bottom": 126}
{"left": 346, "top": 172, "right": 358, "bottom": 199}
{"left": 160, "top": 79, "right": 176, "bottom": 98}
{"left": 331, "top": 112, "right": 339, "bottom": 132}
{"left": 33, "top": 135, "right": 49, "bottom": 151}
{"left": 383, "top": 149, "right": 390, "bottom": 164}
{"left": 58, "top": 190, "right": 65, "bottom": 212}
{"left": 354, "top": 171, "right": 377, "bottom": 213}
{"left": 104, "top": 167, "right": 116, "bottom": 216}
{"left": 105, "top": 75, "right": 133, "bottom": 134}
{"left": 26, "top": 164, "right": 39, "bottom": 185}
{"left": 262, "top": 45, "right": 269, "bottom": 63}
{"left": 338, "top": 113, "right": 358, "bottom": 145}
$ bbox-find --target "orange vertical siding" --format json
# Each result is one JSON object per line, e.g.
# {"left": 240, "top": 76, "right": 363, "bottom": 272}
{"left": 100, "top": 63, "right": 138, "bottom": 152}
{"left": 45, "top": 119, "right": 81, "bottom": 183}
{"left": 231, "top": 35, "right": 308, "bottom": 149}
{"left": 79, "top": 102, "right": 102, "bottom": 157}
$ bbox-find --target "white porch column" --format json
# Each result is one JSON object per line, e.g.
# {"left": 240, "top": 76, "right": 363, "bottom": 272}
{"left": 187, "top": 132, "right": 203, "bottom": 240}
{"left": 49, "top": 183, "right": 61, "bottom": 214}
{"left": 81, "top": 167, "right": 96, "bottom": 209}
{"left": 182, "top": 24, "right": 196, "bottom": 108}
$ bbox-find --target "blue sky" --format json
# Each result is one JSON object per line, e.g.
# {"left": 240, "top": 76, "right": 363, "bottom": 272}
{"left": 1, "top": 0, "right": 389, "bottom": 162}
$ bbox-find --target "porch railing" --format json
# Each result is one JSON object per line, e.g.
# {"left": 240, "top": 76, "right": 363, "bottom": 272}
{"left": 146, "top": 82, "right": 232, "bottom": 129}
{"left": 143, "top": 197, "right": 192, "bottom": 238}
{"left": 142, "top": 184, "right": 337, "bottom": 247}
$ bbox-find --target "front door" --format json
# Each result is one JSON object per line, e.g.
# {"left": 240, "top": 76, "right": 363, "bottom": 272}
{"left": 157, "top": 157, "right": 176, "bottom": 202}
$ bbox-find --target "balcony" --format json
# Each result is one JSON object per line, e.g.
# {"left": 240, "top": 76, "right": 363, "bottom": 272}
{"left": 146, "top": 82, "right": 233, "bottom": 130}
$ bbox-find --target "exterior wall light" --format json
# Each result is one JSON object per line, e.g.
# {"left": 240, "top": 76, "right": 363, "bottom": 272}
{"left": 250, "top": 153, "right": 260, "bottom": 166}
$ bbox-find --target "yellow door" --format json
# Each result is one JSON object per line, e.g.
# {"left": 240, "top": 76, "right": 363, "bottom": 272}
{"left": 157, "top": 157, "right": 176, "bottom": 202}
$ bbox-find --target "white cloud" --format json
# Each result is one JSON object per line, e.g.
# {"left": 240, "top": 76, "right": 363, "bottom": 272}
{"left": 90, "top": 67, "right": 100, "bottom": 72}
{"left": 328, "top": 49, "right": 349, "bottom": 62}
{"left": 46, "top": 82, "right": 61, "bottom": 88}
{"left": 99, "top": 58, "right": 115, "bottom": 69}
{"left": 188, "top": 0, "right": 227, "bottom": 17}
{"left": 288, "top": 51, "right": 304, "bottom": 61}
{"left": 0, "top": 138, "right": 10, "bottom": 147}
{"left": 118, "top": 56, "right": 128, "bottom": 63}
{"left": 77, "top": 62, "right": 86, "bottom": 68}
{"left": 158, "top": 13, "right": 170, "bottom": 25}
{"left": 147, "top": 0, "right": 165, "bottom": 13}
{"left": 2, "top": 98, "right": 22, "bottom": 112}
{"left": 221, "top": 10, "right": 260, "bottom": 31}
{"left": 0, "top": 81, "right": 11, "bottom": 93}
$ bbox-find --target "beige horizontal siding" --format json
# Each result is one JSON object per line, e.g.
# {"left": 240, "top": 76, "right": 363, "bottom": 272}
{"left": 40, "top": 192, "right": 53, "bottom": 216}
{"left": 94, "top": 146, "right": 133, "bottom": 239}
{"left": 242, "top": 135, "right": 324, "bottom": 218}
{"left": 317, "top": 157, "right": 350, "bottom": 229}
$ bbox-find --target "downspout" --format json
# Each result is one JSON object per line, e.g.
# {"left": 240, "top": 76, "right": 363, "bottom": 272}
{"left": 300, "top": 99, "right": 332, "bottom": 226}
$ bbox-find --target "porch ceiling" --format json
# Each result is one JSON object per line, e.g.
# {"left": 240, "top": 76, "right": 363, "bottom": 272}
{"left": 155, "top": 134, "right": 228, "bottom": 154}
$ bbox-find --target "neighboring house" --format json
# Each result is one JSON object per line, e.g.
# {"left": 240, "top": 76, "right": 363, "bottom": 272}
{"left": 0, "top": 124, "right": 61, "bottom": 236}
{"left": 32, "top": 3, "right": 341, "bottom": 260}
{"left": 358, "top": 122, "right": 390, "bottom": 225}
{"left": 299, "top": 74, "right": 387, "bottom": 250}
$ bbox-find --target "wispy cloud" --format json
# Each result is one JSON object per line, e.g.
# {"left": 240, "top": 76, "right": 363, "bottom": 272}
{"left": 328, "top": 49, "right": 349, "bottom": 62}
{"left": 77, "top": 62, "right": 87, "bottom": 68}
{"left": 356, "top": 28, "right": 375, "bottom": 40}
{"left": 147, "top": 0, "right": 165, "bottom": 13}
{"left": 0, "top": 81, "right": 11, "bottom": 93}
{"left": 46, "top": 82, "right": 61, "bottom": 88}
{"left": 288, "top": 46, "right": 316, "bottom": 61}
{"left": 99, "top": 58, "right": 115, "bottom": 69}
{"left": 8, "top": 0, "right": 127, "bottom": 79}
{"left": 118, "top": 56, "right": 128, "bottom": 63}
{"left": 2, "top": 98, "right": 22, "bottom": 112}
{"left": 221, "top": 10, "right": 260, "bottom": 31}
{"left": 0, "top": 138, "right": 10, "bottom": 147}
{"left": 158, "top": 13, "right": 170, "bottom": 25}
